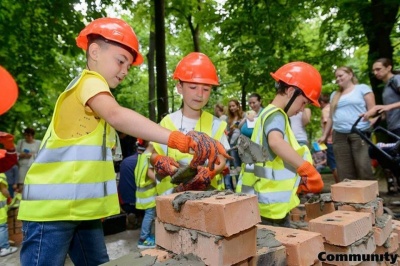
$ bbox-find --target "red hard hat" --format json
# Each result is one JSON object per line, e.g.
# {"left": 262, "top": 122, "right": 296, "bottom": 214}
{"left": 76, "top": 17, "right": 144, "bottom": 66}
{"left": 173, "top": 52, "right": 219, "bottom": 86}
{"left": 270, "top": 62, "right": 322, "bottom": 107}
{"left": 0, "top": 66, "right": 18, "bottom": 115}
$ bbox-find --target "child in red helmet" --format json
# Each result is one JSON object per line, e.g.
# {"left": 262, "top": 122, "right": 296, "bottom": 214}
{"left": 151, "top": 52, "right": 230, "bottom": 195}
{"left": 18, "top": 18, "right": 230, "bottom": 265}
{"left": 236, "top": 62, "right": 324, "bottom": 227}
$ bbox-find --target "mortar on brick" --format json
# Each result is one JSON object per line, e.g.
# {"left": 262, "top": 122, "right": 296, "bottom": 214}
{"left": 374, "top": 214, "right": 393, "bottom": 246}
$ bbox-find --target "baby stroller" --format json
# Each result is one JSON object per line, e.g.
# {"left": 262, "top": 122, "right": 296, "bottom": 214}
{"left": 351, "top": 116, "right": 400, "bottom": 194}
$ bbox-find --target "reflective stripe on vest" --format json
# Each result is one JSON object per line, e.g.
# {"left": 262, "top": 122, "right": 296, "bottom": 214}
{"left": 35, "top": 146, "right": 112, "bottom": 163}
{"left": 23, "top": 180, "right": 117, "bottom": 200}
{"left": 153, "top": 111, "right": 227, "bottom": 195}
{"left": 237, "top": 105, "right": 311, "bottom": 219}
{"left": 18, "top": 70, "right": 119, "bottom": 222}
{"left": 135, "top": 152, "right": 157, "bottom": 209}
{"left": 136, "top": 183, "right": 157, "bottom": 209}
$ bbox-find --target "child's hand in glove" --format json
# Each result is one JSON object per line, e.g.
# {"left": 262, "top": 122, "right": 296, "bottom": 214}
{"left": 167, "top": 131, "right": 231, "bottom": 171}
{"left": 297, "top": 161, "right": 324, "bottom": 194}
{"left": 151, "top": 155, "right": 179, "bottom": 178}
{"left": 175, "top": 166, "right": 216, "bottom": 192}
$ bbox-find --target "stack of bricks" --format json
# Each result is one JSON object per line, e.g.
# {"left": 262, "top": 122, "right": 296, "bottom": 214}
{"left": 308, "top": 180, "right": 399, "bottom": 266}
{"left": 7, "top": 207, "right": 23, "bottom": 245}
{"left": 155, "top": 191, "right": 261, "bottom": 265}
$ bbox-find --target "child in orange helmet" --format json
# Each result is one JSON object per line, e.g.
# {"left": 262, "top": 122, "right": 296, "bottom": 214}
{"left": 18, "top": 18, "right": 229, "bottom": 265}
{"left": 151, "top": 52, "right": 230, "bottom": 196}
{"left": 236, "top": 62, "right": 324, "bottom": 227}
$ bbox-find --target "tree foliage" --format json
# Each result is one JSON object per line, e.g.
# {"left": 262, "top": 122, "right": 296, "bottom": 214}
{"left": 0, "top": 0, "right": 399, "bottom": 144}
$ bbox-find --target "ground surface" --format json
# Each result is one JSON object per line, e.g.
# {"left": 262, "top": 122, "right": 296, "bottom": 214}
{"left": 2, "top": 171, "right": 400, "bottom": 265}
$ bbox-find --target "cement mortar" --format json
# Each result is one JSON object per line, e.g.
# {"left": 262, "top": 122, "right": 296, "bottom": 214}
{"left": 256, "top": 228, "right": 282, "bottom": 249}
{"left": 375, "top": 213, "right": 390, "bottom": 229}
{"left": 351, "top": 231, "right": 374, "bottom": 248}
{"left": 163, "top": 222, "right": 224, "bottom": 244}
{"left": 172, "top": 190, "right": 241, "bottom": 212}
{"left": 306, "top": 193, "right": 333, "bottom": 211}
{"left": 336, "top": 197, "right": 382, "bottom": 212}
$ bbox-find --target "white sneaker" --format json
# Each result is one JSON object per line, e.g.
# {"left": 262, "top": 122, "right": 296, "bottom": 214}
{"left": 0, "top": 247, "right": 18, "bottom": 257}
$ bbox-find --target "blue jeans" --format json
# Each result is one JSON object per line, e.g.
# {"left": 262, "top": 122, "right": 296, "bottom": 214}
{"left": 0, "top": 223, "right": 10, "bottom": 249}
{"left": 224, "top": 174, "right": 234, "bottom": 191}
{"left": 20, "top": 220, "right": 109, "bottom": 266}
{"left": 139, "top": 207, "right": 155, "bottom": 241}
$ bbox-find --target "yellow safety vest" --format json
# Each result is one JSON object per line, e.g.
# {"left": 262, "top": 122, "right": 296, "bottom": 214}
{"left": 236, "top": 105, "right": 312, "bottom": 219}
{"left": 135, "top": 152, "right": 156, "bottom": 210}
{"left": 153, "top": 111, "right": 227, "bottom": 195}
{"left": 18, "top": 70, "right": 118, "bottom": 221}
{"left": 0, "top": 174, "right": 8, "bottom": 224}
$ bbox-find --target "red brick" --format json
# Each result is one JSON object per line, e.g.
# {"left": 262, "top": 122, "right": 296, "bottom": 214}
{"left": 338, "top": 198, "right": 383, "bottom": 226}
{"left": 322, "top": 232, "right": 376, "bottom": 266}
{"left": 391, "top": 220, "right": 400, "bottom": 242}
{"left": 309, "top": 211, "right": 372, "bottom": 246}
{"left": 374, "top": 214, "right": 393, "bottom": 246}
{"left": 331, "top": 181, "right": 379, "bottom": 204}
{"left": 155, "top": 218, "right": 257, "bottom": 266}
{"left": 258, "top": 225, "right": 324, "bottom": 266}
{"left": 140, "top": 249, "right": 171, "bottom": 262}
{"left": 156, "top": 192, "right": 260, "bottom": 237}
{"left": 376, "top": 232, "right": 399, "bottom": 255}
{"left": 305, "top": 201, "right": 336, "bottom": 221}
{"left": 291, "top": 204, "right": 308, "bottom": 222}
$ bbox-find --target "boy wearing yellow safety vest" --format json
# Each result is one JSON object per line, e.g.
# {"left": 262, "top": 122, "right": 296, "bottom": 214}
{"left": 151, "top": 52, "right": 230, "bottom": 194}
{"left": 134, "top": 140, "right": 157, "bottom": 249}
{"left": 236, "top": 62, "right": 324, "bottom": 227}
{"left": 17, "top": 18, "right": 230, "bottom": 265}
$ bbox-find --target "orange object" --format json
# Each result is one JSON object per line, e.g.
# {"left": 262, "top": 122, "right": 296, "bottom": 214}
{"left": 175, "top": 166, "right": 216, "bottom": 191}
{"left": 0, "top": 66, "right": 18, "bottom": 115}
{"left": 270, "top": 62, "right": 322, "bottom": 107}
{"left": 297, "top": 161, "right": 324, "bottom": 193}
{"left": 152, "top": 155, "right": 179, "bottom": 177}
{"left": 172, "top": 52, "right": 219, "bottom": 85}
{"left": 76, "top": 17, "right": 143, "bottom": 65}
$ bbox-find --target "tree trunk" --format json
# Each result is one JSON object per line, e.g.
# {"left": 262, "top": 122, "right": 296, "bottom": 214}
{"left": 147, "top": 27, "right": 156, "bottom": 122}
{"left": 358, "top": 0, "right": 399, "bottom": 103}
{"left": 154, "top": 0, "right": 168, "bottom": 122}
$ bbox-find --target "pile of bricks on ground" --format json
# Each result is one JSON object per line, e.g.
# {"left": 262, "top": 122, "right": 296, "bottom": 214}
{"left": 104, "top": 180, "right": 400, "bottom": 266}
{"left": 7, "top": 207, "right": 22, "bottom": 245}
{"left": 291, "top": 180, "right": 400, "bottom": 266}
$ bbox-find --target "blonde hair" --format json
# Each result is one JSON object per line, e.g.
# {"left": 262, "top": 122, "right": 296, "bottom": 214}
{"left": 330, "top": 66, "right": 358, "bottom": 116}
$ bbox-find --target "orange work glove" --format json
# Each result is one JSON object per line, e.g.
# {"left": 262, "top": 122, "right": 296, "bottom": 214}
{"left": 175, "top": 166, "right": 216, "bottom": 192}
{"left": 168, "top": 131, "right": 231, "bottom": 171}
{"left": 151, "top": 155, "right": 179, "bottom": 178}
{"left": 221, "top": 166, "right": 230, "bottom": 176}
{"left": 0, "top": 132, "right": 15, "bottom": 151}
{"left": 297, "top": 161, "right": 324, "bottom": 194}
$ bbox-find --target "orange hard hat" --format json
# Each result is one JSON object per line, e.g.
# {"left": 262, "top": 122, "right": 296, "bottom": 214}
{"left": 0, "top": 66, "right": 18, "bottom": 115}
{"left": 76, "top": 17, "right": 144, "bottom": 66}
{"left": 173, "top": 52, "right": 219, "bottom": 86}
{"left": 270, "top": 62, "right": 322, "bottom": 107}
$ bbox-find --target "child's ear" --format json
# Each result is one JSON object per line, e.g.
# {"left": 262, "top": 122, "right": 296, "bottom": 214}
{"left": 88, "top": 43, "right": 100, "bottom": 61}
{"left": 176, "top": 82, "right": 183, "bottom": 94}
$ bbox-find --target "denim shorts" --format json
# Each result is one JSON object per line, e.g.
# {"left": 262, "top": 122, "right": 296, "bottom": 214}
{"left": 20, "top": 220, "right": 109, "bottom": 266}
